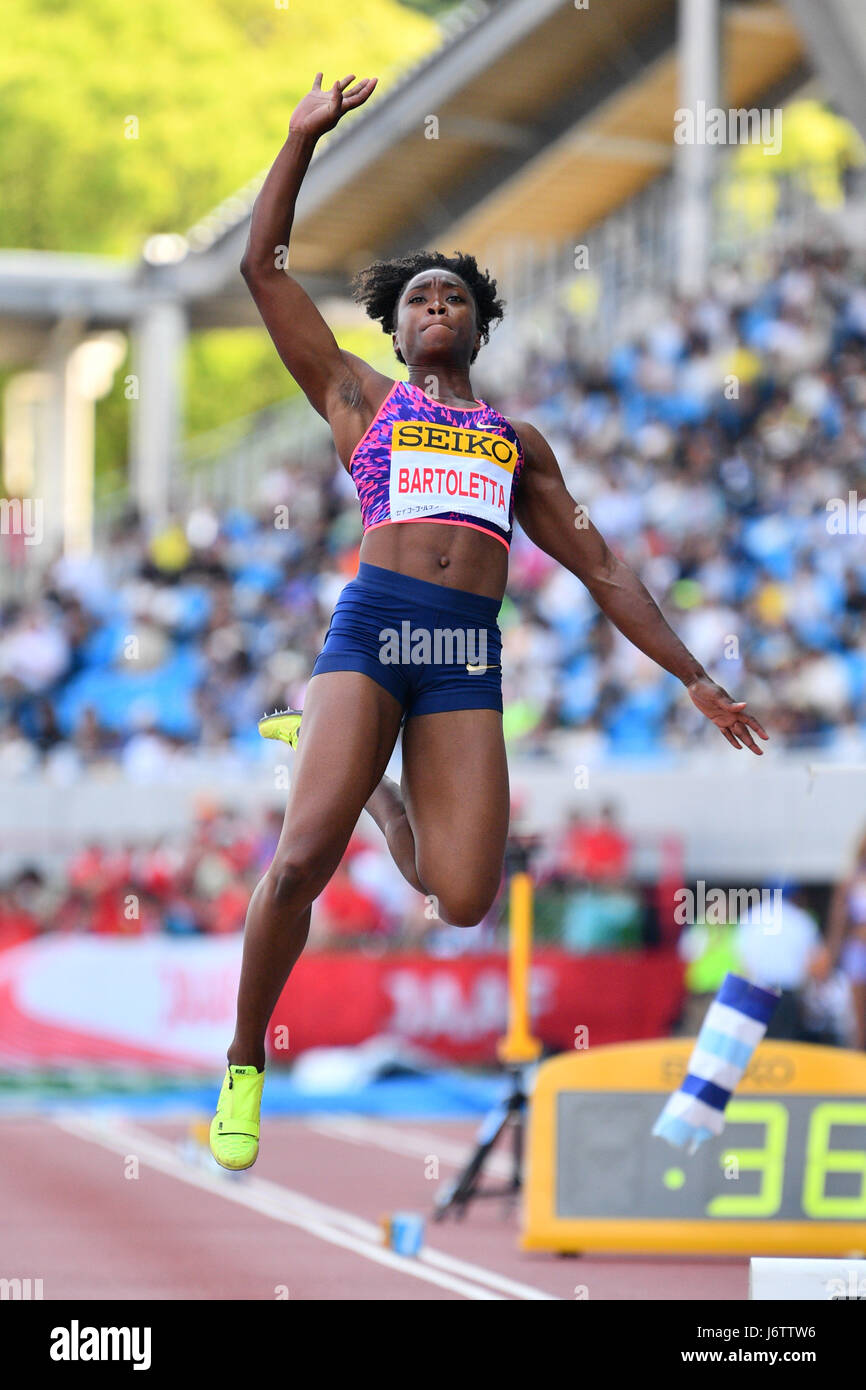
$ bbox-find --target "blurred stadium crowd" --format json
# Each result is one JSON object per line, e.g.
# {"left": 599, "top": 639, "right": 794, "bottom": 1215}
{"left": 3, "top": 233, "right": 866, "bottom": 1041}
{"left": 3, "top": 244, "right": 866, "bottom": 780}
{"left": 0, "top": 798, "right": 636, "bottom": 952}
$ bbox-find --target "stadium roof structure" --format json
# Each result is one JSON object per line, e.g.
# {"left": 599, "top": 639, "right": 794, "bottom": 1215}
{"left": 0, "top": 0, "right": 811, "bottom": 357}
{"left": 137, "top": 0, "right": 812, "bottom": 327}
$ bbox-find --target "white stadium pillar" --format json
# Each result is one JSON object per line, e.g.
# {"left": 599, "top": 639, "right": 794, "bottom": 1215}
{"left": 676, "top": 0, "right": 721, "bottom": 299}
{"left": 64, "top": 334, "right": 127, "bottom": 556}
{"left": 130, "top": 297, "right": 187, "bottom": 526}
{"left": 37, "top": 318, "right": 85, "bottom": 558}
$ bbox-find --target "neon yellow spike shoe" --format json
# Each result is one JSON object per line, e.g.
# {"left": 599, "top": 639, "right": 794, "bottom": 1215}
{"left": 257, "top": 708, "right": 302, "bottom": 749}
{"left": 209, "top": 1065, "right": 265, "bottom": 1171}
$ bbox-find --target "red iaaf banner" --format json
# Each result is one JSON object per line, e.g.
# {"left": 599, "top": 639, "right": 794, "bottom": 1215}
{"left": 269, "top": 949, "right": 685, "bottom": 1063}
{"left": 0, "top": 936, "right": 683, "bottom": 1068}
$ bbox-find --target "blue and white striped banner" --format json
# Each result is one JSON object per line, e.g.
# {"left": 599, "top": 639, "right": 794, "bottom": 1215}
{"left": 652, "top": 974, "right": 780, "bottom": 1153}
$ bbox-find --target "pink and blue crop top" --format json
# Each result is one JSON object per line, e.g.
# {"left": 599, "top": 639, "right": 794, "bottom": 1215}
{"left": 349, "top": 380, "right": 525, "bottom": 550}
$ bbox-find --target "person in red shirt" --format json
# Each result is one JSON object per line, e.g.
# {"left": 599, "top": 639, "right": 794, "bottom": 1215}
{"left": 68, "top": 844, "right": 108, "bottom": 894}
{"left": 207, "top": 883, "right": 251, "bottom": 935}
{"left": 314, "top": 856, "right": 386, "bottom": 943}
{"left": 558, "top": 803, "right": 631, "bottom": 883}
{"left": 0, "top": 888, "right": 39, "bottom": 951}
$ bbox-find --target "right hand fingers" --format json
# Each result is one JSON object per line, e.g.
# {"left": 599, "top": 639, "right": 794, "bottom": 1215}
{"left": 731, "top": 721, "right": 763, "bottom": 755}
{"left": 342, "top": 78, "right": 377, "bottom": 108}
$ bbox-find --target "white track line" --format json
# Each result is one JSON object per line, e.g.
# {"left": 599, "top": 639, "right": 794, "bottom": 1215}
{"left": 304, "top": 1115, "right": 513, "bottom": 1178}
{"left": 53, "top": 1114, "right": 556, "bottom": 1301}
{"left": 300, "top": 1118, "right": 556, "bottom": 1303}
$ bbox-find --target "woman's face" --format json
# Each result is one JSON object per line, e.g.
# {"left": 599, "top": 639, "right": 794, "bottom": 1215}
{"left": 393, "top": 269, "right": 480, "bottom": 366}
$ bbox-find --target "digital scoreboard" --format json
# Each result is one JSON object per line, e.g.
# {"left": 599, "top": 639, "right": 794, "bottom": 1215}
{"left": 522, "top": 1040, "right": 866, "bottom": 1255}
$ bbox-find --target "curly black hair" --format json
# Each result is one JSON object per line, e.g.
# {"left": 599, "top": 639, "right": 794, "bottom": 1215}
{"left": 350, "top": 250, "right": 505, "bottom": 364}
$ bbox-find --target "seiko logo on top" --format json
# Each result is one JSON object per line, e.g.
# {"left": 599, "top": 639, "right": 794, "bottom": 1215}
{"left": 393, "top": 422, "right": 517, "bottom": 465}
{"left": 389, "top": 420, "right": 518, "bottom": 529}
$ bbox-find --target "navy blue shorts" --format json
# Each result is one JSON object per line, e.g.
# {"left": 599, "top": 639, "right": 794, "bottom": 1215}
{"left": 311, "top": 562, "right": 503, "bottom": 718}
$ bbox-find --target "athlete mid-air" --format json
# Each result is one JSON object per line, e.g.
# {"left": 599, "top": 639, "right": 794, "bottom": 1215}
{"left": 210, "top": 72, "right": 769, "bottom": 1169}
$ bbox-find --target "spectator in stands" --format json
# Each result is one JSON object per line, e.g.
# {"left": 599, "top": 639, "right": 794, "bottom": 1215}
{"left": 735, "top": 886, "right": 825, "bottom": 1040}
{"left": 0, "top": 872, "right": 43, "bottom": 950}
{"left": 816, "top": 828, "right": 866, "bottom": 1048}
{"left": 555, "top": 803, "right": 632, "bottom": 882}
{"left": 311, "top": 852, "right": 387, "bottom": 946}
{"left": 544, "top": 805, "right": 642, "bottom": 953}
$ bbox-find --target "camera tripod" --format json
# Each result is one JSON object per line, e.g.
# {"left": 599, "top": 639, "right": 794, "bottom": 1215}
{"left": 432, "top": 843, "right": 543, "bottom": 1221}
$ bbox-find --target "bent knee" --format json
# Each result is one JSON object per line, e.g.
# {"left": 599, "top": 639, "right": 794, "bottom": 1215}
{"left": 268, "top": 845, "right": 335, "bottom": 905}
{"left": 430, "top": 886, "right": 498, "bottom": 929}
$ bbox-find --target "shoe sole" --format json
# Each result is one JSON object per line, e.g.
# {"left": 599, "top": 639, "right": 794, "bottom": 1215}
{"left": 257, "top": 710, "right": 302, "bottom": 747}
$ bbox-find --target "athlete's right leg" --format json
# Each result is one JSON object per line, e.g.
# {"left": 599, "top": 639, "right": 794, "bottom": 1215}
{"left": 364, "top": 773, "right": 427, "bottom": 895}
{"left": 227, "top": 670, "right": 405, "bottom": 1071}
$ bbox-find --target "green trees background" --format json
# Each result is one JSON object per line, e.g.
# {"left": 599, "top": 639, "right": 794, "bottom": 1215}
{"left": 1, "top": 0, "right": 445, "bottom": 492}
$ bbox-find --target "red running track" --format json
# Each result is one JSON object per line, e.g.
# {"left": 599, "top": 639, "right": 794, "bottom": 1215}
{"left": 2, "top": 1114, "right": 748, "bottom": 1301}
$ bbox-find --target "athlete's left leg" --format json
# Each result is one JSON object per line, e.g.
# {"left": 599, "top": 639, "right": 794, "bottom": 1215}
{"left": 395, "top": 708, "right": 510, "bottom": 927}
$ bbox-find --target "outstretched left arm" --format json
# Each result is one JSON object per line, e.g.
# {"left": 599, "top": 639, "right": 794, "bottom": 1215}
{"left": 511, "top": 419, "right": 769, "bottom": 755}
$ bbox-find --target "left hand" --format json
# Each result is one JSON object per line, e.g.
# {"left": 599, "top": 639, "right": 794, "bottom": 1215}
{"left": 686, "top": 677, "right": 769, "bottom": 754}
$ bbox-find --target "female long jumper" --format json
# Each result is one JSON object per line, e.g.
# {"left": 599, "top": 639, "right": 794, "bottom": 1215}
{"left": 210, "top": 73, "right": 768, "bottom": 1170}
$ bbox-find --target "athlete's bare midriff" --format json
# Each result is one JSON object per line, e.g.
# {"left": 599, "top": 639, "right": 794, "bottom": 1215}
{"left": 358, "top": 519, "right": 508, "bottom": 600}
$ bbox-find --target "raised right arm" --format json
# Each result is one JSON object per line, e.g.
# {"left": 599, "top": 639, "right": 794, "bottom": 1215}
{"left": 240, "top": 74, "right": 390, "bottom": 432}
